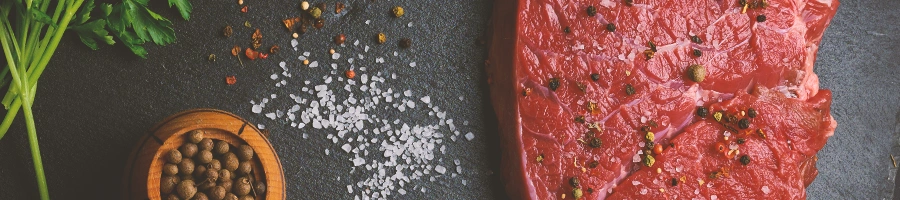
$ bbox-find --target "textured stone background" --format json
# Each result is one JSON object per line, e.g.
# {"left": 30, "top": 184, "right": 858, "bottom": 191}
{"left": 0, "top": 0, "right": 896, "bottom": 199}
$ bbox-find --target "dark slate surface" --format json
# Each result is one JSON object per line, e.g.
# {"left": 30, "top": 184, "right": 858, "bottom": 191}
{"left": 0, "top": 0, "right": 896, "bottom": 199}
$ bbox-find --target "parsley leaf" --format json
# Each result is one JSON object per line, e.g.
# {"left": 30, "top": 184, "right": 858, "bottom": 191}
{"left": 69, "top": 19, "right": 115, "bottom": 50}
{"left": 167, "top": 0, "right": 192, "bottom": 20}
{"left": 123, "top": 0, "right": 175, "bottom": 46}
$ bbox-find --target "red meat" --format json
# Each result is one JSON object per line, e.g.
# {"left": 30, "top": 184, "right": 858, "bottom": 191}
{"left": 486, "top": 0, "right": 839, "bottom": 199}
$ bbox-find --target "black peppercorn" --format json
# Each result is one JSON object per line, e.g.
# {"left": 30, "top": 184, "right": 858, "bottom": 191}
{"left": 740, "top": 155, "right": 751, "bottom": 165}
{"left": 586, "top": 6, "right": 597, "bottom": 16}
{"left": 399, "top": 38, "right": 412, "bottom": 49}
{"left": 690, "top": 35, "right": 702, "bottom": 44}
{"left": 747, "top": 108, "right": 757, "bottom": 118}
{"left": 569, "top": 177, "right": 580, "bottom": 187}
{"left": 589, "top": 138, "right": 602, "bottom": 148}
{"left": 756, "top": 15, "right": 766, "bottom": 22}
{"left": 624, "top": 84, "right": 635, "bottom": 96}
{"left": 696, "top": 107, "right": 709, "bottom": 118}
{"left": 588, "top": 161, "right": 599, "bottom": 168}
{"left": 738, "top": 118, "right": 750, "bottom": 129}
{"left": 693, "top": 49, "right": 702, "bottom": 57}
{"left": 671, "top": 178, "right": 678, "bottom": 186}
{"left": 736, "top": 138, "right": 746, "bottom": 144}
{"left": 548, "top": 78, "right": 560, "bottom": 91}
{"left": 590, "top": 73, "right": 600, "bottom": 81}
{"left": 606, "top": 23, "right": 616, "bottom": 32}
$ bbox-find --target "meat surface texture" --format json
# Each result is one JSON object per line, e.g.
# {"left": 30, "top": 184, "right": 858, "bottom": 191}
{"left": 486, "top": 0, "right": 839, "bottom": 199}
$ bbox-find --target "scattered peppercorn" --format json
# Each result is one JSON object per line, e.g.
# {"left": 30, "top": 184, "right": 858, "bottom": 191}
{"left": 697, "top": 107, "right": 709, "bottom": 118}
{"left": 645, "top": 132, "right": 655, "bottom": 142}
{"left": 399, "top": 38, "right": 412, "bottom": 48}
{"left": 377, "top": 33, "right": 387, "bottom": 44}
{"left": 624, "top": 84, "right": 635, "bottom": 96}
{"left": 624, "top": 0, "right": 633, "bottom": 6}
{"left": 240, "top": 5, "right": 248, "bottom": 13}
{"left": 250, "top": 29, "right": 262, "bottom": 50}
{"left": 282, "top": 17, "right": 300, "bottom": 31}
{"left": 392, "top": 6, "right": 404, "bottom": 18}
{"left": 299, "top": 23, "right": 308, "bottom": 33}
{"left": 301, "top": 1, "right": 309, "bottom": 10}
{"left": 738, "top": 118, "right": 750, "bottom": 129}
{"left": 245, "top": 48, "right": 258, "bottom": 60}
{"left": 589, "top": 137, "right": 602, "bottom": 148}
{"left": 576, "top": 82, "right": 587, "bottom": 93}
{"left": 259, "top": 52, "right": 269, "bottom": 59}
{"left": 588, "top": 161, "right": 599, "bottom": 168}
{"left": 223, "top": 26, "right": 233, "bottom": 37}
{"left": 671, "top": 178, "right": 678, "bottom": 186}
{"left": 640, "top": 126, "right": 651, "bottom": 132}
{"left": 564, "top": 26, "right": 571, "bottom": 34}
{"left": 569, "top": 177, "right": 580, "bottom": 187}
{"left": 548, "top": 78, "right": 560, "bottom": 91}
{"left": 523, "top": 87, "right": 532, "bottom": 96}
{"left": 309, "top": 7, "right": 322, "bottom": 19}
{"left": 208, "top": 54, "right": 216, "bottom": 62}
{"left": 314, "top": 19, "right": 325, "bottom": 29}
{"left": 573, "top": 188, "right": 584, "bottom": 199}
{"left": 642, "top": 155, "right": 655, "bottom": 167}
{"left": 586, "top": 6, "right": 597, "bottom": 16}
{"left": 690, "top": 35, "right": 703, "bottom": 44}
{"left": 756, "top": 15, "right": 767, "bottom": 22}
{"left": 693, "top": 49, "right": 702, "bottom": 57}
{"left": 736, "top": 138, "right": 746, "bottom": 144}
{"left": 648, "top": 41, "right": 657, "bottom": 52}
{"left": 243, "top": 21, "right": 251, "bottom": 28}
{"left": 713, "top": 111, "right": 724, "bottom": 122}
{"left": 740, "top": 155, "right": 751, "bottom": 165}
{"left": 334, "top": 34, "right": 346, "bottom": 45}
{"left": 590, "top": 73, "right": 600, "bottom": 81}
{"left": 652, "top": 144, "right": 663, "bottom": 155}
{"left": 606, "top": 23, "right": 616, "bottom": 32}
{"left": 686, "top": 64, "right": 707, "bottom": 82}
{"left": 345, "top": 70, "right": 356, "bottom": 79}
{"left": 757, "top": 129, "right": 767, "bottom": 139}
{"left": 747, "top": 108, "right": 757, "bottom": 118}
{"left": 575, "top": 115, "right": 585, "bottom": 123}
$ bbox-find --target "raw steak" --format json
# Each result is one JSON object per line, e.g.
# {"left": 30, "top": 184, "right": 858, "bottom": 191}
{"left": 486, "top": 0, "right": 839, "bottom": 199}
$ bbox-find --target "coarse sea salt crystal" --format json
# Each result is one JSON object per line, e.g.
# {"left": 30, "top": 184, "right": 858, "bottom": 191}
{"left": 252, "top": 105, "right": 262, "bottom": 113}
{"left": 309, "top": 61, "right": 319, "bottom": 68}
{"left": 270, "top": 74, "right": 278, "bottom": 80}
{"left": 353, "top": 157, "right": 366, "bottom": 166}
{"left": 342, "top": 143, "right": 352, "bottom": 153}
{"left": 409, "top": 62, "right": 416, "bottom": 67}
{"left": 435, "top": 165, "right": 446, "bottom": 174}
{"left": 333, "top": 53, "right": 341, "bottom": 59}
{"left": 291, "top": 39, "right": 298, "bottom": 47}
{"left": 465, "top": 132, "right": 474, "bottom": 141}
{"left": 762, "top": 186, "right": 771, "bottom": 194}
{"left": 420, "top": 96, "right": 430, "bottom": 104}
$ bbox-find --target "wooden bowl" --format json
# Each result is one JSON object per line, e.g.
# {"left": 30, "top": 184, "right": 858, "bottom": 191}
{"left": 123, "top": 109, "right": 285, "bottom": 200}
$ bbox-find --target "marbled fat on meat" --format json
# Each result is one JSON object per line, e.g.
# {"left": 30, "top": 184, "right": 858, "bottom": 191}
{"left": 486, "top": 0, "right": 839, "bottom": 199}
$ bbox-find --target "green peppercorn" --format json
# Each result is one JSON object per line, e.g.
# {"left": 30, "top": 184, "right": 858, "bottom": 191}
{"left": 642, "top": 155, "right": 655, "bottom": 167}
{"left": 589, "top": 138, "right": 602, "bottom": 148}
{"left": 586, "top": 6, "right": 597, "bottom": 16}
{"left": 686, "top": 64, "right": 707, "bottom": 83}
{"left": 738, "top": 118, "right": 750, "bottom": 129}
{"left": 671, "top": 178, "right": 678, "bottom": 186}
{"left": 624, "top": 84, "right": 635, "bottom": 96}
{"left": 645, "top": 132, "right": 655, "bottom": 142}
{"left": 606, "top": 23, "right": 616, "bottom": 32}
{"left": 590, "top": 73, "right": 600, "bottom": 81}
{"left": 747, "top": 108, "right": 757, "bottom": 118}
{"left": 740, "top": 155, "right": 751, "bottom": 165}
{"left": 690, "top": 35, "right": 702, "bottom": 44}
{"left": 756, "top": 15, "right": 767, "bottom": 22}
{"left": 573, "top": 188, "right": 584, "bottom": 199}
{"left": 569, "top": 177, "right": 580, "bottom": 187}
{"left": 693, "top": 49, "right": 702, "bottom": 57}
{"left": 697, "top": 107, "right": 709, "bottom": 118}
{"left": 308, "top": 7, "right": 322, "bottom": 19}
{"left": 548, "top": 78, "right": 560, "bottom": 91}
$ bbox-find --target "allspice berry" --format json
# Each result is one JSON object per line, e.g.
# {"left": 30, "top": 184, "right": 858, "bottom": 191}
{"left": 224, "top": 193, "right": 239, "bottom": 200}
{"left": 399, "top": 38, "right": 411, "bottom": 49}
{"left": 238, "top": 195, "right": 253, "bottom": 200}
{"left": 214, "top": 141, "right": 230, "bottom": 155}
{"left": 219, "top": 169, "right": 233, "bottom": 181}
{"left": 198, "top": 181, "right": 216, "bottom": 192}
{"left": 209, "top": 186, "right": 226, "bottom": 200}
{"left": 207, "top": 159, "right": 222, "bottom": 171}
{"left": 218, "top": 179, "right": 234, "bottom": 191}
{"left": 180, "top": 143, "right": 198, "bottom": 158}
{"left": 223, "top": 153, "right": 239, "bottom": 171}
{"left": 237, "top": 161, "right": 252, "bottom": 175}
{"left": 236, "top": 145, "right": 254, "bottom": 161}
{"left": 163, "top": 163, "right": 179, "bottom": 176}
{"left": 193, "top": 165, "right": 208, "bottom": 178}
{"left": 160, "top": 175, "right": 180, "bottom": 194}
{"left": 233, "top": 177, "right": 252, "bottom": 196}
{"left": 187, "top": 130, "right": 204, "bottom": 144}
{"left": 166, "top": 149, "right": 182, "bottom": 164}
{"left": 254, "top": 181, "right": 266, "bottom": 195}
{"left": 198, "top": 138, "right": 214, "bottom": 151}
{"left": 194, "top": 192, "right": 209, "bottom": 200}
{"left": 205, "top": 169, "right": 220, "bottom": 183}
{"left": 197, "top": 150, "right": 213, "bottom": 164}
{"left": 165, "top": 194, "right": 180, "bottom": 200}
{"left": 178, "top": 158, "right": 195, "bottom": 176}
{"left": 686, "top": 64, "right": 707, "bottom": 83}
{"left": 176, "top": 180, "right": 197, "bottom": 199}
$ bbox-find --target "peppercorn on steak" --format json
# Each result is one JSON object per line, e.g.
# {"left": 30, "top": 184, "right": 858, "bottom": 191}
{"left": 486, "top": 0, "right": 838, "bottom": 199}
